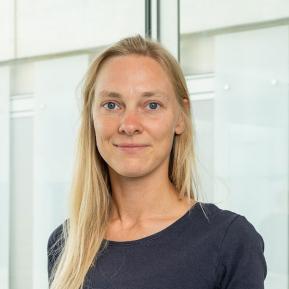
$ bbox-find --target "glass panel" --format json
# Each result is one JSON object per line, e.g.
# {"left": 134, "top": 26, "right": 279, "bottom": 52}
{"left": 33, "top": 55, "right": 89, "bottom": 289}
{"left": 10, "top": 116, "right": 33, "bottom": 289}
{"left": 0, "top": 0, "right": 14, "bottom": 61}
{"left": 180, "top": 2, "right": 289, "bottom": 289}
{"left": 191, "top": 99, "right": 214, "bottom": 202}
{"left": 17, "top": 0, "right": 146, "bottom": 57}
{"left": 214, "top": 27, "right": 288, "bottom": 289}
{"left": 180, "top": 0, "right": 289, "bottom": 35}
{"left": 10, "top": 63, "right": 34, "bottom": 96}
{"left": 0, "top": 66, "right": 10, "bottom": 289}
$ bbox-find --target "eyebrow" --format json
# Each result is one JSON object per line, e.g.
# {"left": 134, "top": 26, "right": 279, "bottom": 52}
{"left": 97, "top": 90, "right": 169, "bottom": 100}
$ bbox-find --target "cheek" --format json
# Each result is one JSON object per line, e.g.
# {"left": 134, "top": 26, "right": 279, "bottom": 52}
{"left": 93, "top": 118, "right": 116, "bottom": 145}
{"left": 149, "top": 112, "right": 176, "bottom": 135}
{"left": 147, "top": 120, "right": 175, "bottom": 146}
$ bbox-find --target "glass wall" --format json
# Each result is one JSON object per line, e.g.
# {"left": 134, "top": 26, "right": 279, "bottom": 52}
{"left": 0, "top": 66, "right": 10, "bottom": 289}
{"left": 0, "top": 1, "right": 145, "bottom": 289}
{"left": 180, "top": 1, "right": 289, "bottom": 288}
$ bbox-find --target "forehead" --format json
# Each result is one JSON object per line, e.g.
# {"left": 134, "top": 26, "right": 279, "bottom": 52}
{"left": 94, "top": 55, "right": 175, "bottom": 96}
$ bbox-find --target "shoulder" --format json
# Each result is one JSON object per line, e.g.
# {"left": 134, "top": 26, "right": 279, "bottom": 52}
{"left": 198, "top": 202, "right": 251, "bottom": 226}
{"left": 199, "top": 203, "right": 268, "bottom": 288}
{"left": 196, "top": 202, "right": 240, "bottom": 227}
{"left": 197, "top": 202, "right": 265, "bottom": 251}
{"left": 221, "top": 214, "right": 264, "bottom": 249}
{"left": 47, "top": 219, "right": 68, "bottom": 253}
{"left": 47, "top": 219, "right": 69, "bottom": 279}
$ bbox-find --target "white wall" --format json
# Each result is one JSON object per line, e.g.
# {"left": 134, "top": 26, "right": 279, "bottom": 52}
{"left": 16, "top": 0, "right": 145, "bottom": 58}
{"left": 0, "top": 0, "right": 15, "bottom": 61}
{"left": 181, "top": 0, "right": 289, "bottom": 33}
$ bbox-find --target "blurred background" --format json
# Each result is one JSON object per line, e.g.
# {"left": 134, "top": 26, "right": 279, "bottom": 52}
{"left": 0, "top": 0, "right": 288, "bottom": 288}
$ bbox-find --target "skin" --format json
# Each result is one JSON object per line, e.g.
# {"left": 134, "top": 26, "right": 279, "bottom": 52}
{"left": 92, "top": 55, "right": 195, "bottom": 241}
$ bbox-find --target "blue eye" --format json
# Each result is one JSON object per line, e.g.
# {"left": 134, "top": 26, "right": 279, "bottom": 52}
{"left": 103, "top": 102, "right": 120, "bottom": 110}
{"left": 147, "top": 102, "right": 161, "bottom": 110}
{"left": 102, "top": 101, "right": 161, "bottom": 111}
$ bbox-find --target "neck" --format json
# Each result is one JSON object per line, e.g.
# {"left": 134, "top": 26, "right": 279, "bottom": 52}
{"left": 108, "top": 171, "right": 194, "bottom": 226}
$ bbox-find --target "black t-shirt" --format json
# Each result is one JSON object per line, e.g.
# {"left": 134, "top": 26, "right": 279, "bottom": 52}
{"left": 47, "top": 202, "right": 267, "bottom": 289}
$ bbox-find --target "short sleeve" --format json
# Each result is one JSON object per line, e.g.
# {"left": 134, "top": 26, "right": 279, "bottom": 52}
{"left": 215, "top": 215, "right": 267, "bottom": 289}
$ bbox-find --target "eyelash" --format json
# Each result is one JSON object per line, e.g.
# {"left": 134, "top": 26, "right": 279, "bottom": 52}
{"left": 102, "top": 101, "right": 161, "bottom": 111}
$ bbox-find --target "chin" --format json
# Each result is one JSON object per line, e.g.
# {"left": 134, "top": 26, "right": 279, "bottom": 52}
{"left": 119, "top": 169, "right": 147, "bottom": 178}
{"left": 113, "top": 166, "right": 150, "bottom": 178}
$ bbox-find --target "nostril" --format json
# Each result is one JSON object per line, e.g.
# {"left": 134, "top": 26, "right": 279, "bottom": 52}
{"left": 118, "top": 123, "right": 143, "bottom": 135}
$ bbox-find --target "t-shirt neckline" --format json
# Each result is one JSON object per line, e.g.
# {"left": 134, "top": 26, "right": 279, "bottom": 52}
{"left": 103, "top": 201, "right": 200, "bottom": 246}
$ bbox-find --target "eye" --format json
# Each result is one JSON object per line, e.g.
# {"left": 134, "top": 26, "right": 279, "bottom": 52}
{"left": 102, "top": 101, "right": 161, "bottom": 111}
{"left": 146, "top": 102, "right": 161, "bottom": 110}
{"left": 103, "top": 102, "right": 120, "bottom": 110}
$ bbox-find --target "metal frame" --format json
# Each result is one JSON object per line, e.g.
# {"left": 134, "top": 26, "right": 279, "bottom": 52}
{"left": 145, "top": 0, "right": 160, "bottom": 41}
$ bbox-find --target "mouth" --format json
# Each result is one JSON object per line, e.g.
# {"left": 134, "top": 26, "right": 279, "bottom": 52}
{"left": 113, "top": 144, "right": 149, "bottom": 153}
{"left": 114, "top": 143, "right": 149, "bottom": 147}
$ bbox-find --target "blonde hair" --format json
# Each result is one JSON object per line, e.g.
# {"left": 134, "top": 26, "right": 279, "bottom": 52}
{"left": 48, "top": 34, "right": 201, "bottom": 289}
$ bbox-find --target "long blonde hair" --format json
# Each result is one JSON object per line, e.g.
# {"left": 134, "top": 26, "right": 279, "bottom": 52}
{"left": 48, "top": 34, "right": 201, "bottom": 289}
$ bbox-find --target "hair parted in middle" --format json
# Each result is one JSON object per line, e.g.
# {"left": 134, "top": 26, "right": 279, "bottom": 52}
{"left": 48, "top": 34, "right": 201, "bottom": 289}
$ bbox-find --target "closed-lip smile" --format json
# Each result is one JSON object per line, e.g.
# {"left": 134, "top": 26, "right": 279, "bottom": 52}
{"left": 115, "top": 143, "right": 149, "bottom": 147}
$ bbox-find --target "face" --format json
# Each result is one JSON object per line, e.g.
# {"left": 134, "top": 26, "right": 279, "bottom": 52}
{"left": 92, "top": 55, "right": 186, "bottom": 179}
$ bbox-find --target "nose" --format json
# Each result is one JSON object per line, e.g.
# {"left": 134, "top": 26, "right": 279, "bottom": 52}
{"left": 118, "top": 109, "right": 143, "bottom": 135}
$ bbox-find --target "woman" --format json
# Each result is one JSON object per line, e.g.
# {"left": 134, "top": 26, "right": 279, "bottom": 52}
{"left": 47, "top": 35, "right": 267, "bottom": 289}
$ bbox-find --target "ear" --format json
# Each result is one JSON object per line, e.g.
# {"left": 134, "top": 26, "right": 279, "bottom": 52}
{"left": 175, "top": 112, "right": 185, "bottom": 135}
{"left": 175, "top": 98, "right": 189, "bottom": 135}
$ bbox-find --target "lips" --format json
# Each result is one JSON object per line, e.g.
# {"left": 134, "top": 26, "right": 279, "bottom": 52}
{"left": 113, "top": 144, "right": 149, "bottom": 153}
{"left": 114, "top": 144, "right": 149, "bottom": 148}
